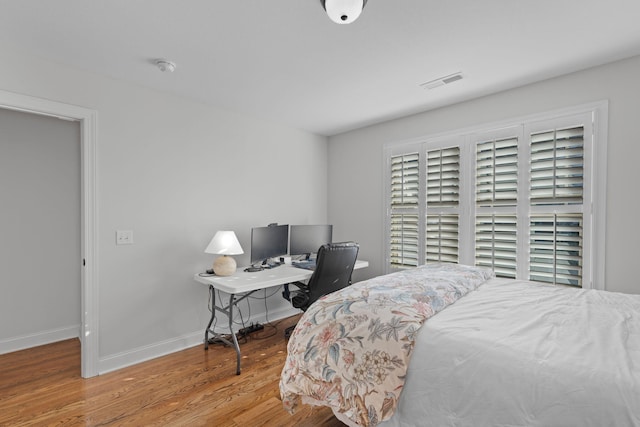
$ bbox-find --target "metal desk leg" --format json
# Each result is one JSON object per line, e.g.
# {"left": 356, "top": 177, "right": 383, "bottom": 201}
{"left": 203, "top": 287, "right": 242, "bottom": 375}
{"left": 228, "top": 293, "right": 241, "bottom": 375}
{"left": 204, "top": 285, "right": 215, "bottom": 350}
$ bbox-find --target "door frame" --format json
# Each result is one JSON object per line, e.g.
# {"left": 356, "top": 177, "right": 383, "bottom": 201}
{"left": 0, "top": 89, "right": 98, "bottom": 378}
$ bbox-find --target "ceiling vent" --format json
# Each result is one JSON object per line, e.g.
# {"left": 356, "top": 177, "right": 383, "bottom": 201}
{"left": 420, "top": 72, "right": 463, "bottom": 90}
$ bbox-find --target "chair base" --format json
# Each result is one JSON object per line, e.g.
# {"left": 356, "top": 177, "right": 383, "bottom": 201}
{"left": 284, "top": 324, "right": 296, "bottom": 339}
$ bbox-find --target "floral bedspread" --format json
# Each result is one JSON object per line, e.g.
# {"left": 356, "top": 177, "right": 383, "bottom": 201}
{"left": 279, "top": 263, "right": 495, "bottom": 426}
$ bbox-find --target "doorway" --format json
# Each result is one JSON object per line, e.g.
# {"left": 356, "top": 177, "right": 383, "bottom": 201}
{"left": 0, "top": 107, "right": 80, "bottom": 352}
{"left": 0, "top": 90, "right": 98, "bottom": 378}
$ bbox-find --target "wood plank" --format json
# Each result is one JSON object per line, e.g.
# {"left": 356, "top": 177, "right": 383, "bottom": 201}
{"left": 0, "top": 315, "right": 345, "bottom": 426}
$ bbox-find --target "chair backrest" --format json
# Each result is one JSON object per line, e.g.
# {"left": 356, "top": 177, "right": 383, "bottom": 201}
{"left": 305, "top": 242, "right": 359, "bottom": 308}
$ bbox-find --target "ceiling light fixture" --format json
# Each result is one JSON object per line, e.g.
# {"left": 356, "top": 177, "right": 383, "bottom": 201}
{"left": 155, "top": 59, "right": 176, "bottom": 73}
{"left": 321, "top": 0, "right": 368, "bottom": 24}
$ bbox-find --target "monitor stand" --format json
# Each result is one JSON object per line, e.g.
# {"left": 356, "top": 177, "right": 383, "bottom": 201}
{"left": 261, "top": 258, "right": 282, "bottom": 269}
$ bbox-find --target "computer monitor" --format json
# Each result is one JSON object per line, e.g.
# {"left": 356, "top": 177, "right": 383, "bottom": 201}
{"left": 289, "top": 224, "right": 333, "bottom": 260}
{"left": 250, "top": 224, "right": 289, "bottom": 265}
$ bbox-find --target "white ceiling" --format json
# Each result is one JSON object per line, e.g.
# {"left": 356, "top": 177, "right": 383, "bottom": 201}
{"left": 1, "top": 0, "right": 640, "bottom": 136}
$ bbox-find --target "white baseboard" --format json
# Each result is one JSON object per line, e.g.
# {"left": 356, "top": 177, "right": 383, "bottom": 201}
{"left": 97, "top": 307, "right": 301, "bottom": 375}
{"left": 0, "top": 325, "right": 80, "bottom": 355}
{"left": 260, "top": 305, "right": 301, "bottom": 323}
{"left": 98, "top": 330, "right": 204, "bottom": 375}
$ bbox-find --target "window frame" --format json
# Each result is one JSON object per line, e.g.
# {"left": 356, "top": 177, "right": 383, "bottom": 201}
{"left": 382, "top": 101, "right": 608, "bottom": 290}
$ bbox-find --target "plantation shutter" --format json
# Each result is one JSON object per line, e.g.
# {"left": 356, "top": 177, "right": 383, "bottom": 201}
{"left": 390, "top": 214, "right": 419, "bottom": 267}
{"left": 530, "top": 126, "right": 584, "bottom": 205}
{"left": 384, "top": 106, "right": 602, "bottom": 287}
{"left": 476, "top": 137, "right": 519, "bottom": 207}
{"left": 529, "top": 124, "right": 585, "bottom": 286}
{"left": 474, "top": 135, "right": 518, "bottom": 277}
{"left": 427, "top": 147, "right": 460, "bottom": 206}
{"left": 426, "top": 147, "right": 460, "bottom": 263}
{"left": 529, "top": 214, "right": 583, "bottom": 286}
{"left": 475, "top": 214, "right": 517, "bottom": 278}
{"left": 390, "top": 153, "right": 420, "bottom": 268}
{"left": 426, "top": 214, "right": 459, "bottom": 263}
{"left": 391, "top": 153, "right": 420, "bottom": 207}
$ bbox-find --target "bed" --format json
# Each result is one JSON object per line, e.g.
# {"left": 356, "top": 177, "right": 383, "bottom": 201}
{"left": 279, "top": 263, "right": 640, "bottom": 426}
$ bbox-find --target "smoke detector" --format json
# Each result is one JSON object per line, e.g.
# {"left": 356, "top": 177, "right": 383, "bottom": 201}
{"left": 155, "top": 59, "right": 177, "bottom": 73}
{"left": 420, "top": 72, "right": 463, "bottom": 90}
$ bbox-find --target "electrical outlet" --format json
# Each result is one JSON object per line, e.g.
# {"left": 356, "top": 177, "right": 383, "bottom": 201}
{"left": 116, "top": 230, "right": 134, "bottom": 245}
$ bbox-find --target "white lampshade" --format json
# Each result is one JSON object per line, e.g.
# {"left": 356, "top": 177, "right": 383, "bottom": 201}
{"left": 205, "top": 231, "right": 243, "bottom": 276}
{"left": 205, "top": 231, "right": 244, "bottom": 255}
{"left": 323, "top": 0, "right": 366, "bottom": 24}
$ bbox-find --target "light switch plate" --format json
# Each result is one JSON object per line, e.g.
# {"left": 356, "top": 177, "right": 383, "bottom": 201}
{"left": 116, "top": 230, "right": 134, "bottom": 245}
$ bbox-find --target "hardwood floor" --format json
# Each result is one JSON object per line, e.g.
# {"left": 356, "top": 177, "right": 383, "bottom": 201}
{"left": 0, "top": 315, "right": 345, "bottom": 426}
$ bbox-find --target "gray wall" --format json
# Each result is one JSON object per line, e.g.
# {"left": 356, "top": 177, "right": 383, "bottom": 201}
{"left": 0, "top": 108, "right": 80, "bottom": 348}
{"left": 328, "top": 54, "right": 640, "bottom": 295}
{"left": 0, "top": 43, "right": 328, "bottom": 371}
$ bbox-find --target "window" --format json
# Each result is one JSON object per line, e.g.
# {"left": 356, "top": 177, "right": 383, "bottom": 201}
{"left": 527, "top": 124, "right": 586, "bottom": 286}
{"left": 384, "top": 103, "right": 607, "bottom": 289}
{"left": 426, "top": 147, "right": 460, "bottom": 264}
{"left": 474, "top": 133, "right": 519, "bottom": 278}
{"left": 389, "top": 153, "right": 420, "bottom": 268}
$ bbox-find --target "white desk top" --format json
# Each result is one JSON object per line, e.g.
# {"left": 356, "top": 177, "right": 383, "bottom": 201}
{"left": 194, "top": 260, "right": 369, "bottom": 294}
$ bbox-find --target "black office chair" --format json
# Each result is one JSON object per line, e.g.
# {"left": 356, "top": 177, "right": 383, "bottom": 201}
{"left": 283, "top": 241, "right": 359, "bottom": 338}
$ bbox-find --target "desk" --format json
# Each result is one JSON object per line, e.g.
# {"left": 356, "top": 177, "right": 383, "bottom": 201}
{"left": 194, "top": 260, "right": 368, "bottom": 375}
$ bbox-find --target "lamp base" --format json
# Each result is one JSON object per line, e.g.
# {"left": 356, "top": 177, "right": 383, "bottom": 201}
{"left": 213, "top": 255, "right": 237, "bottom": 276}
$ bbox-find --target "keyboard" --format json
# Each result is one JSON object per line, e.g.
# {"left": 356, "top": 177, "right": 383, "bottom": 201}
{"left": 292, "top": 260, "right": 316, "bottom": 270}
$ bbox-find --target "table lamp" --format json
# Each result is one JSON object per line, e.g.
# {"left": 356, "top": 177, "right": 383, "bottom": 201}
{"left": 205, "top": 231, "right": 244, "bottom": 276}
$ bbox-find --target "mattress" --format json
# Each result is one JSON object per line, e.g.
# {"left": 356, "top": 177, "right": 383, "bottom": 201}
{"left": 379, "top": 278, "right": 640, "bottom": 427}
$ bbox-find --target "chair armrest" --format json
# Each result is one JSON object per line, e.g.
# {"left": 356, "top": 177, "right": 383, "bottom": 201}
{"left": 282, "top": 281, "right": 308, "bottom": 302}
{"left": 290, "top": 281, "right": 308, "bottom": 291}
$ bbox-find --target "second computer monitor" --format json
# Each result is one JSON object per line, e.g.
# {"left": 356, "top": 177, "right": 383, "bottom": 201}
{"left": 250, "top": 224, "right": 289, "bottom": 265}
{"left": 289, "top": 224, "right": 333, "bottom": 259}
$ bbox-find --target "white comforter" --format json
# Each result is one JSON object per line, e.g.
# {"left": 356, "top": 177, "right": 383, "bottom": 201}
{"left": 379, "top": 278, "right": 640, "bottom": 427}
